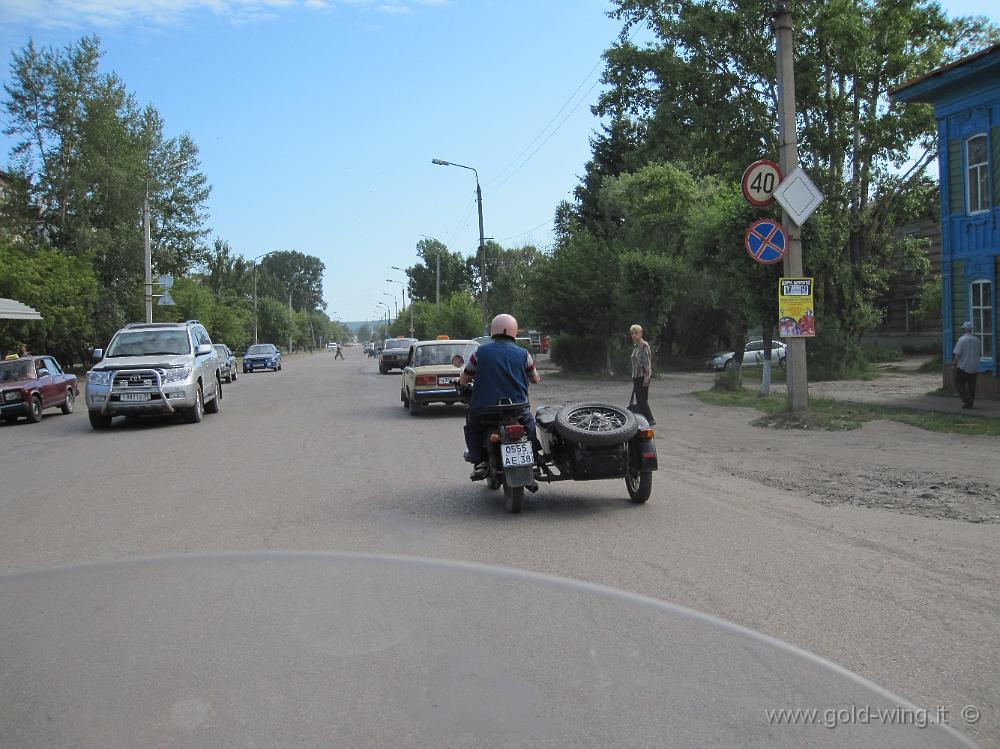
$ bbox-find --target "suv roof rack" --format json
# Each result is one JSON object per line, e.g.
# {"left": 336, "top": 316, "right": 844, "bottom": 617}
{"left": 124, "top": 322, "right": 186, "bottom": 329}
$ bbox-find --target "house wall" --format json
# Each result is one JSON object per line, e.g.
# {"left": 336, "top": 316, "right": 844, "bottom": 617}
{"left": 936, "top": 76, "right": 1000, "bottom": 398}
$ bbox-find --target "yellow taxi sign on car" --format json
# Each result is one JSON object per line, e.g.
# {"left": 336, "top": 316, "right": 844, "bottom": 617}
{"left": 436, "top": 335, "right": 450, "bottom": 340}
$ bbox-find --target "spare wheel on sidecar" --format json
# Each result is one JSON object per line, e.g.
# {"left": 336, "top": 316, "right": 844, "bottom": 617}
{"left": 553, "top": 402, "right": 638, "bottom": 447}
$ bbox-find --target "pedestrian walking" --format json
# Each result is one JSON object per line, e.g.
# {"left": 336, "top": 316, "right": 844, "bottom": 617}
{"left": 334, "top": 342, "right": 345, "bottom": 360}
{"left": 629, "top": 324, "right": 655, "bottom": 425}
{"left": 951, "top": 321, "right": 983, "bottom": 409}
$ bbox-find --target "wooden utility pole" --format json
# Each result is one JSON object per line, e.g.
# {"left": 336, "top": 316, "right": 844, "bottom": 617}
{"left": 774, "top": 0, "right": 809, "bottom": 411}
{"left": 143, "top": 188, "right": 152, "bottom": 324}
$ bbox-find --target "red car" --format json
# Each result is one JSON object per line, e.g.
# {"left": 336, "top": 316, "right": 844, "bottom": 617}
{"left": 0, "top": 355, "right": 78, "bottom": 424}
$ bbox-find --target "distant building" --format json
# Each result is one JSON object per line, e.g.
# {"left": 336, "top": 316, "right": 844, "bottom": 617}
{"left": 864, "top": 218, "right": 941, "bottom": 352}
{"left": 893, "top": 43, "right": 1000, "bottom": 398}
{"left": 0, "top": 169, "right": 12, "bottom": 204}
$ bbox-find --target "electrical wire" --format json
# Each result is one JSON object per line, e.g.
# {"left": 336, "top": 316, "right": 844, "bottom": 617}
{"left": 496, "top": 217, "right": 553, "bottom": 243}
{"left": 483, "top": 26, "right": 641, "bottom": 197}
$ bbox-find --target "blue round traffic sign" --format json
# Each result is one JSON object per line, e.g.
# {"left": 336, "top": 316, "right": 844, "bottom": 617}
{"left": 744, "top": 219, "right": 787, "bottom": 265}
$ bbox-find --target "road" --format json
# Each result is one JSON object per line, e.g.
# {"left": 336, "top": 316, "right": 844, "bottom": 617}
{"left": 1, "top": 348, "right": 997, "bottom": 746}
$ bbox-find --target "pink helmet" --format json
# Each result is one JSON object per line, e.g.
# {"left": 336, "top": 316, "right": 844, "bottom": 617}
{"left": 490, "top": 313, "right": 518, "bottom": 339}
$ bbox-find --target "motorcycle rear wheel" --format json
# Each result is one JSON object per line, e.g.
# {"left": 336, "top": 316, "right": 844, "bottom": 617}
{"left": 625, "top": 470, "right": 652, "bottom": 503}
{"left": 504, "top": 485, "right": 523, "bottom": 513}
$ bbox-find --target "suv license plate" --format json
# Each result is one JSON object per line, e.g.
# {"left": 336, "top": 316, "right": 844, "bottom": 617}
{"left": 121, "top": 393, "right": 150, "bottom": 402}
{"left": 502, "top": 442, "right": 534, "bottom": 467}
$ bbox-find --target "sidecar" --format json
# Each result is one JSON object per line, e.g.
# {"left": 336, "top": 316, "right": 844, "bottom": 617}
{"left": 534, "top": 402, "right": 658, "bottom": 503}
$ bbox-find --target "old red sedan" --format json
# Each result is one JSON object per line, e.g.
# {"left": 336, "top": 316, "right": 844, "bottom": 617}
{"left": 0, "top": 356, "right": 78, "bottom": 424}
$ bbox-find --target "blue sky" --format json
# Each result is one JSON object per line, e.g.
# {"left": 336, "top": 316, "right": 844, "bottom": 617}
{"left": 0, "top": 0, "right": 995, "bottom": 323}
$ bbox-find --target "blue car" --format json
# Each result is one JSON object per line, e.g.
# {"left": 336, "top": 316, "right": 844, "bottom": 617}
{"left": 243, "top": 343, "right": 282, "bottom": 373}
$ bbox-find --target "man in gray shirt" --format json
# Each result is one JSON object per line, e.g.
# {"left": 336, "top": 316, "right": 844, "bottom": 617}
{"left": 951, "top": 321, "right": 983, "bottom": 409}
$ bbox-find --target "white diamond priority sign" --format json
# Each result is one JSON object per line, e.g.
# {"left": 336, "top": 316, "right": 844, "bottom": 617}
{"left": 773, "top": 167, "right": 823, "bottom": 226}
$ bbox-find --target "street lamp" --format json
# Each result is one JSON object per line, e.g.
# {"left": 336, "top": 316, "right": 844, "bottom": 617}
{"left": 387, "top": 276, "right": 414, "bottom": 337}
{"left": 382, "top": 292, "right": 398, "bottom": 320}
{"left": 252, "top": 251, "right": 276, "bottom": 344}
{"left": 378, "top": 300, "right": 391, "bottom": 329}
{"left": 432, "top": 158, "right": 487, "bottom": 333}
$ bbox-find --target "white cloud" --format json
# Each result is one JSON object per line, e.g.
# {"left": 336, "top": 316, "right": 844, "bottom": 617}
{"left": 0, "top": 0, "right": 441, "bottom": 29}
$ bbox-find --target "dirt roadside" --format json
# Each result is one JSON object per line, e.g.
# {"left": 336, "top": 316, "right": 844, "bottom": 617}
{"left": 533, "top": 356, "right": 1000, "bottom": 525}
{"left": 530, "top": 358, "right": 999, "bottom": 745}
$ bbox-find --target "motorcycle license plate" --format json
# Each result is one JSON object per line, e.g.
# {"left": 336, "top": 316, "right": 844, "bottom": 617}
{"left": 502, "top": 441, "right": 533, "bottom": 467}
{"left": 121, "top": 393, "right": 150, "bottom": 402}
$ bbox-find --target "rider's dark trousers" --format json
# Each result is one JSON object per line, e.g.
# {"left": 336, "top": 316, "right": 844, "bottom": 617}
{"left": 464, "top": 408, "right": 538, "bottom": 464}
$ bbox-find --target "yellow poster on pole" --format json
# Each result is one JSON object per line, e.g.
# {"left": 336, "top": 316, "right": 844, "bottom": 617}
{"left": 778, "top": 277, "right": 815, "bottom": 338}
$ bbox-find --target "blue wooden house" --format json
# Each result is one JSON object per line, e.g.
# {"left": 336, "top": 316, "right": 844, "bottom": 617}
{"left": 894, "top": 43, "right": 999, "bottom": 398}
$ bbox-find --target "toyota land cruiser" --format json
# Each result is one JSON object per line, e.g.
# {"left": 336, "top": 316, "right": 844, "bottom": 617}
{"left": 85, "top": 320, "right": 222, "bottom": 429}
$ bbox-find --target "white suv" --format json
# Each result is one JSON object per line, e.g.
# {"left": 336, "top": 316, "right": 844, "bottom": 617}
{"left": 86, "top": 320, "right": 222, "bottom": 429}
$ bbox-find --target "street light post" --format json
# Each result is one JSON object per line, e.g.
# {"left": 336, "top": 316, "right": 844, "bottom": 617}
{"left": 252, "top": 251, "right": 276, "bottom": 344}
{"left": 383, "top": 292, "right": 398, "bottom": 321}
{"left": 387, "top": 276, "right": 413, "bottom": 337}
{"left": 432, "top": 158, "right": 487, "bottom": 334}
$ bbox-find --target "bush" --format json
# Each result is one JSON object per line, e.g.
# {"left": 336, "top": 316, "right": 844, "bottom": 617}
{"left": 861, "top": 343, "right": 904, "bottom": 363}
{"left": 550, "top": 335, "right": 608, "bottom": 374}
{"left": 806, "top": 320, "right": 867, "bottom": 379}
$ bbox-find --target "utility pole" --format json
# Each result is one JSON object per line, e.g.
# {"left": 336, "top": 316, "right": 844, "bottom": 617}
{"left": 475, "top": 180, "right": 487, "bottom": 334}
{"left": 436, "top": 251, "right": 440, "bottom": 305}
{"left": 143, "top": 187, "right": 152, "bottom": 324}
{"left": 774, "top": 0, "right": 808, "bottom": 411}
{"left": 288, "top": 290, "right": 293, "bottom": 355}
{"left": 408, "top": 280, "right": 415, "bottom": 337}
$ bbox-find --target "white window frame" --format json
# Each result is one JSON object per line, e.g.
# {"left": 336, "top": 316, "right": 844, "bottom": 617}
{"left": 970, "top": 279, "right": 993, "bottom": 361}
{"left": 966, "top": 134, "right": 990, "bottom": 215}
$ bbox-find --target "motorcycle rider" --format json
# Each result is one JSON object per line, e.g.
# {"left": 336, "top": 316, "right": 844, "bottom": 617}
{"left": 459, "top": 313, "right": 541, "bottom": 480}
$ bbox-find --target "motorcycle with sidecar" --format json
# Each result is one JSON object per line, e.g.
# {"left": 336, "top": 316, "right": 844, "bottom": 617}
{"left": 468, "top": 396, "right": 658, "bottom": 513}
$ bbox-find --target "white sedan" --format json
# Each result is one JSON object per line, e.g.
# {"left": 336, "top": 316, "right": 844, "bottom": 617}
{"left": 707, "top": 340, "right": 787, "bottom": 370}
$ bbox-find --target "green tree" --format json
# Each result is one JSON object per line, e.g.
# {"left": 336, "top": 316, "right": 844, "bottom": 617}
{"left": 476, "top": 242, "right": 543, "bottom": 327}
{"left": 406, "top": 237, "right": 471, "bottom": 303}
{"left": 591, "top": 0, "right": 998, "bottom": 374}
{"left": 257, "top": 250, "right": 326, "bottom": 312}
{"left": 254, "top": 296, "right": 293, "bottom": 349}
{"left": 404, "top": 294, "right": 480, "bottom": 339}
{"left": 0, "top": 237, "right": 99, "bottom": 363}
{"left": 3, "top": 35, "right": 212, "bottom": 342}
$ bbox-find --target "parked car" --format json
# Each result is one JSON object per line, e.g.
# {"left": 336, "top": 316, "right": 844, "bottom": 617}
{"left": 214, "top": 344, "right": 238, "bottom": 383}
{"left": 378, "top": 337, "right": 417, "bottom": 374}
{"left": 85, "top": 320, "right": 222, "bottom": 429}
{"left": 243, "top": 344, "right": 282, "bottom": 373}
{"left": 400, "top": 339, "right": 474, "bottom": 415}
{"left": 0, "top": 355, "right": 78, "bottom": 424}
{"left": 706, "top": 340, "right": 787, "bottom": 370}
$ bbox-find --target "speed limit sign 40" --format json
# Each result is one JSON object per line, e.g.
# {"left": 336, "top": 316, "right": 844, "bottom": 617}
{"left": 742, "top": 159, "right": 783, "bottom": 207}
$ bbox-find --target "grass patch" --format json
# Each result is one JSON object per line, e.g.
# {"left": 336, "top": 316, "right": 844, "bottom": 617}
{"left": 542, "top": 370, "right": 631, "bottom": 382}
{"left": 696, "top": 386, "right": 1000, "bottom": 436}
{"left": 861, "top": 343, "right": 904, "bottom": 364}
{"left": 918, "top": 355, "right": 943, "bottom": 373}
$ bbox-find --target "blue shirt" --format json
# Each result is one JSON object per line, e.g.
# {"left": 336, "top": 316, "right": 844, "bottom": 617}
{"left": 465, "top": 339, "right": 536, "bottom": 411}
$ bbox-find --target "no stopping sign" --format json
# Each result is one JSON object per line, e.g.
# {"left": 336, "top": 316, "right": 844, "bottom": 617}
{"left": 742, "top": 159, "right": 783, "bottom": 207}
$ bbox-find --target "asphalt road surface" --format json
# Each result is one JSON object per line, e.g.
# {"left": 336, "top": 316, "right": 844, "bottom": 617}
{"left": 1, "top": 348, "right": 996, "bottom": 746}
